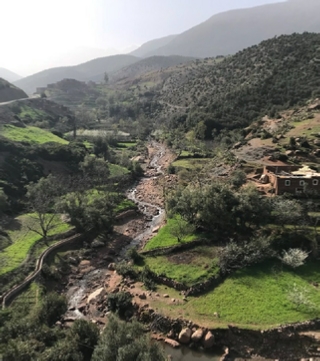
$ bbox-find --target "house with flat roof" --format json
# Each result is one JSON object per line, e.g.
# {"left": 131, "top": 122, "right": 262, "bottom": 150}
{"left": 261, "top": 165, "right": 320, "bottom": 195}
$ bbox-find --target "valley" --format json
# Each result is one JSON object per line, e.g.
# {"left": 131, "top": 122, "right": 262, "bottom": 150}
{"left": 2, "top": 3, "right": 320, "bottom": 360}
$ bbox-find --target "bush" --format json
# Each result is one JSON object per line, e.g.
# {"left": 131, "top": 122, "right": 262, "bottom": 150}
{"left": 139, "top": 266, "right": 157, "bottom": 291}
{"left": 107, "top": 292, "right": 133, "bottom": 316}
{"left": 279, "top": 248, "right": 309, "bottom": 268}
{"left": 126, "top": 247, "right": 142, "bottom": 264}
{"left": 115, "top": 261, "right": 138, "bottom": 279}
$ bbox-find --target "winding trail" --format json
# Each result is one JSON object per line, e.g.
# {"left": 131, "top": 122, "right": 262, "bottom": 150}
{"left": 1, "top": 232, "right": 81, "bottom": 309}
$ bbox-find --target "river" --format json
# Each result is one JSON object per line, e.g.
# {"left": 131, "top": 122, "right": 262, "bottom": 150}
{"left": 66, "top": 142, "right": 222, "bottom": 360}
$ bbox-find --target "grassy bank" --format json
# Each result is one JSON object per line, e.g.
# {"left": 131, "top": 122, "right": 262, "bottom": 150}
{"left": 144, "top": 218, "right": 204, "bottom": 251}
{"left": 138, "top": 245, "right": 219, "bottom": 286}
{"left": 0, "top": 214, "right": 71, "bottom": 275}
{"left": 0, "top": 124, "right": 68, "bottom": 144}
{"left": 147, "top": 261, "right": 320, "bottom": 329}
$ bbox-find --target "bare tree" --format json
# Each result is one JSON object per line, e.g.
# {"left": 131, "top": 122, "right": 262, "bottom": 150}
{"left": 26, "top": 175, "right": 64, "bottom": 243}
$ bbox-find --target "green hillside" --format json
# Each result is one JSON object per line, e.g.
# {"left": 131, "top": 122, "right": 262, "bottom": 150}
{"left": 0, "top": 124, "right": 68, "bottom": 144}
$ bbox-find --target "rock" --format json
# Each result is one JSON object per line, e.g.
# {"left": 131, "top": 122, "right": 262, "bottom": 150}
{"left": 214, "top": 312, "right": 220, "bottom": 318}
{"left": 285, "top": 150, "right": 294, "bottom": 156}
{"left": 91, "top": 239, "right": 105, "bottom": 248}
{"left": 178, "top": 328, "right": 192, "bottom": 344}
{"left": 78, "top": 303, "right": 86, "bottom": 312}
{"left": 202, "top": 331, "right": 215, "bottom": 349}
{"left": 152, "top": 226, "right": 160, "bottom": 233}
{"left": 163, "top": 294, "right": 169, "bottom": 298}
{"left": 87, "top": 287, "right": 105, "bottom": 304}
{"left": 191, "top": 329, "right": 204, "bottom": 342}
{"left": 314, "top": 139, "right": 320, "bottom": 146}
{"left": 165, "top": 338, "right": 180, "bottom": 348}
{"left": 139, "top": 293, "right": 147, "bottom": 300}
{"left": 108, "top": 263, "right": 116, "bottom": 271}
{"left": 171, "top": 298, "right": 176, "bottom": 303}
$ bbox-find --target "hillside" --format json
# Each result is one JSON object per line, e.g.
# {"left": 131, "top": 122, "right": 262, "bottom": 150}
{"left": 145, "top": 0, "right": 320, "bottom": 58}
{"left": 0, "top": 68, "right": 22, "bottom": 83}
{"left": 0, "top": 78, "right": 28, "bottom": 102}
{"left": 110, "top": 55, "right": 194, "bottom": 83}
{"left": 154, "top": 32, "right": 320, "bottom": 135}
{"left": 130, "top": 34, "right": 177, "bottom": 58}
{"left": 14, "top": 54, "right": 140, "bottom": 94}
{"left": 0, "top": 98, "right": 74, "bottom": 133}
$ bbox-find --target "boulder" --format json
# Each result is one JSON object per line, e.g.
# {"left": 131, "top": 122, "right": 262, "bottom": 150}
{"left": 191, "top": 329, "right": 204, "bottom": 342}
{"left": 202, "top": 331, "right": 215, "bottom": 349}
{"left": 108, "top": 263, "right": 116, "bottom": 271}
{"left": 87, "top": 287, "right": 105, "bottom": 304}
{"left": 165, "top": 338, "right": 180, "bottom": 348}
{"left": 178, "top": 328, "right": 192, "bottom": 344}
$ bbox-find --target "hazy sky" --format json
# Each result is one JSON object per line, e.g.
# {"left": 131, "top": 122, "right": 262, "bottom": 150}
{"left": 1, "top": 0, "right": 285, "bottom": 76}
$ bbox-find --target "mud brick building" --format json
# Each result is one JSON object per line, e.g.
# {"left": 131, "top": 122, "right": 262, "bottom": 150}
{"left": 261, "top": 165, "right": 320, "bottom": 195}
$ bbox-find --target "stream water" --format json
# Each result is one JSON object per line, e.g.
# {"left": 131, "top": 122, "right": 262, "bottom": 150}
{"left": 66, "top": 143, "right": 222, "bottom": 360}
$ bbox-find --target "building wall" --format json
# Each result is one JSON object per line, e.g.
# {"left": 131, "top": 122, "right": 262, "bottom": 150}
{"left": 277, "top": 177, "right": 320, "bottom": 195}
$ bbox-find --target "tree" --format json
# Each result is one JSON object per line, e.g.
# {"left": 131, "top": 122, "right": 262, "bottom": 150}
{"left": 79, "top": 155, "right": 110, "bottom": 187}
{"left": 91, "top": 315, "right": 166, "bottom": 361}
{"left": 26, "top": 175, "right": 64, "bottom": 242}
{"left": 93, "top": 136, "right": 110, "bottom": 161}
{"left": 170, "top": 217, "right": 195, "bottom": 243}
{"left": 272, "top": 198, "right": 303, "bottom": 227}
{"left": 104, "top": 72, "right": 109, "bottom": 84}
{"left": 35, "top": 292, "right": 67, "bottom": 326}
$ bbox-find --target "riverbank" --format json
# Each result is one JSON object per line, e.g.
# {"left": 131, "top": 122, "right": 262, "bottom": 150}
{"left": 48, "top": 142, "right": 320, "bottom": 360}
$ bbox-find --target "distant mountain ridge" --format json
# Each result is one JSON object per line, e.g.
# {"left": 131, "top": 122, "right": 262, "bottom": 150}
{"left": 14, "top": 54, "right": 140, "bottom": 94}
{"left": 0, "top": 68, "right": 22, "bottom": 83}
{"left": 130, "top": 35, "right": 177, "bottom": 58}
{"left": 110, "top": 55, "right": 194, "bottom": 84}
{"left": 0, "top": 78, "right": 27, "bottom": 103}
{"left": 135, "top": 0, "right": 320, "bottom": 58}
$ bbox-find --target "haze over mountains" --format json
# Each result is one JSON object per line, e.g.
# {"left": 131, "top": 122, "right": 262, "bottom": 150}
{"left": 0, "top": 68, "right": 22, "bottom": 83}
{"left": 132, "top": 0, "right": 320, "bottom": 58}
{"left": 7, "top": 0, "right": 320, "bottom": 95}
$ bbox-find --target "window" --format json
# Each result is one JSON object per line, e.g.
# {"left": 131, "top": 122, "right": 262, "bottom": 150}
{"left": 300, "top": 180, "right": 305, "bottom": 186}
{"left": 313, "top": 179, "right": 319, "bottom": 186}
{"left": 285, "top": 180, "right": 291, "bottom": 186}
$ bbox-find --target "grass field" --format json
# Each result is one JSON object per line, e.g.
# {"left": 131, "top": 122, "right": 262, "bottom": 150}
{"left": 147, "top": 261, "right": 320, "bottom": 329}
{"left": 109, "top": 163, "right": 130, "bottom": 178}
{"left": 0, "top": 214, "right": 71, "bottom": 275}
{"left": 0, "top": 124, "right": 68, "bottom": 144}
{"left": 117, "top": 142, "right": 137, "bottom": 148}
{"left": 18, "top": 105, "right": 48, "bottom": 121}
{"left": 144, "top": 218, "right": 205, "bottom": 251}
{"left": 138, "top": 245, "right": 219, "bottom": 286}
{"left": 172, "top": 158, "right": 211, "bottom": 169}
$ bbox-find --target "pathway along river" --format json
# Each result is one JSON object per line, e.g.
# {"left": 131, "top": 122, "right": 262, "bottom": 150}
{"left": 65, "top": 143, "right": 221, "bottom": 360}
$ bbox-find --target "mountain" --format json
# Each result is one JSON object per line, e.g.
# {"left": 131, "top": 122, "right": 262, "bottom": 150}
{"left": 0, "top": 68, "right": 22, "bottom": 83}
{"left": 130, "top": 35, "right": 177, "bottom": 58}
{"left": 144, "top": 0, "right": 320, "bottom": 58}
{"left": 154, "top": 32, "right": 320, "bottom": 136}
{"left": 0, "top": 78, "right": 28, "bottom": 103}
{"left": 110, "top": 55, "right": 194, "bottom": 83}
{"left": 14, "top": 54, "right": 140, "bottom": 95}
